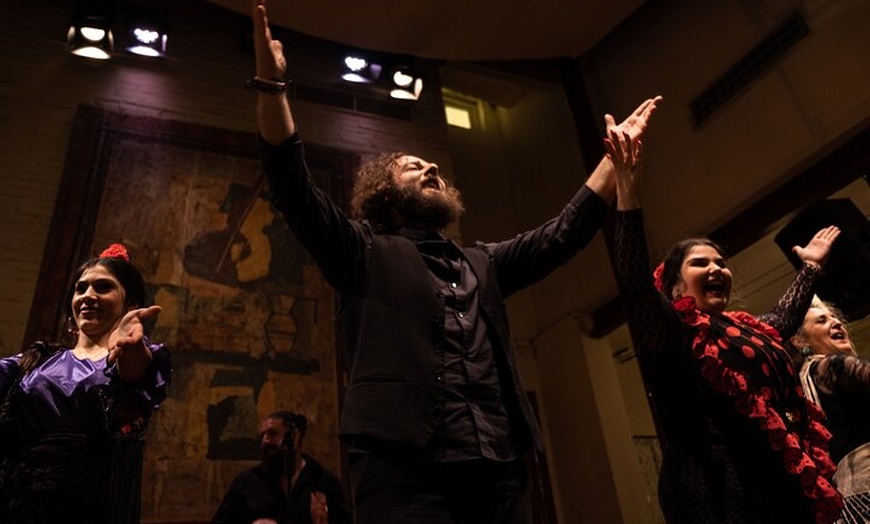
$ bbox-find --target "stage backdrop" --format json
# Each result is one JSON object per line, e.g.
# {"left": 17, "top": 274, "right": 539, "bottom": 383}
{"left": 25, "top": 105, "right": 357, "bottom": 521}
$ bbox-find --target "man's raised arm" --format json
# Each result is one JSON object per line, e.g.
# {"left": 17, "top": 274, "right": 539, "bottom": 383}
{"left": 252, "top": 0, "right": 296, "bottom": 144}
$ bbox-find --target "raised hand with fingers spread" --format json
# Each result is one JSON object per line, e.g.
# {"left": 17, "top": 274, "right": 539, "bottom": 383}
{"left": 584, "top": 96, "right": 662, "bottom": 201}
{"left": 107, "top": 304, "right": 162, "bottom": 381}
{"left": 793, "top": 225, "right": 841, "bottom": 269}
{"left": 605, "top": 95, "right": 663, "bottom": 143}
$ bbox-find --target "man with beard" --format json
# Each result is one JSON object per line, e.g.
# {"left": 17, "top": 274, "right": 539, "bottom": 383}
{"left": 250, "top": 1, "right": 661, "bottom": 522}
{"left": 212, "top": 412, "right": 351, "bottom": 524}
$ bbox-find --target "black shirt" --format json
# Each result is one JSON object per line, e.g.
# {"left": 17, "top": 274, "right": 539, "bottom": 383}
{"left": 211, "top": 452, "right": 351, "bottom": 524}
{"left": 405, "top": 227, "right": 516, "bottom": 462}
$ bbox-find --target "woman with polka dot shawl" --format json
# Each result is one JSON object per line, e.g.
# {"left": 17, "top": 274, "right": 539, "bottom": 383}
{"left": 605, "top": 121, "right": 843, "bottom": 524}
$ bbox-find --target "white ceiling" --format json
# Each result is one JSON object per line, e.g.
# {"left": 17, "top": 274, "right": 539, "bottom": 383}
{"left": 206, "top": 0, "right": 646, "bottom": 61}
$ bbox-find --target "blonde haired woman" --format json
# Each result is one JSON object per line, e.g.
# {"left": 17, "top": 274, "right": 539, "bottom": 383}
{"left": 796, "top": 299, "right": 870, "bottom": 523}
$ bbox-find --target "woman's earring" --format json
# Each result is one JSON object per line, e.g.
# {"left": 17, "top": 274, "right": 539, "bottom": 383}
{"left": 65, "top": 316, "right": 79, "bottom": 336}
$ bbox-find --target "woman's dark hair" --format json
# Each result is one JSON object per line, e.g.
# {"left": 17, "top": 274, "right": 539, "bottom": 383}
{"left": 349, "top": 151, "right": 405, "bottom": 231}
{"left": 659, "top": 238, "right": 727, "bottom": 300}
{"left": 17, "top": 341, "right": 64, "bottom": 376}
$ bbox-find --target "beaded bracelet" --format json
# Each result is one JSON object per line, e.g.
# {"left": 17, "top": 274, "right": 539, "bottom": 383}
{"left": 803, "top": 260, "right": 823, "bottom": 272}
{"left": 246, "top": 76, "right": 289, "bottom": 93}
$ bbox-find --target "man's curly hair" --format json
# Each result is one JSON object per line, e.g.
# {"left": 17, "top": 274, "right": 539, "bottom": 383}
{"left": 350, "top": 151, "right": 405, "bottom": 231}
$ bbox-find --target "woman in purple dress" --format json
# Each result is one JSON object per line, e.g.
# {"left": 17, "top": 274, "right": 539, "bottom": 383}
{"left": 0, "top": 244, "right": 172, "bottom": 524}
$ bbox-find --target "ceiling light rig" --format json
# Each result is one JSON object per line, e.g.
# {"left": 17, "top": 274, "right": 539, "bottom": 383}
{"left": 389, "top": 66, "right": 423, "bottom": 101}
{"left": 67, "top": 13, "right": 114, "bottom": 60}
{"left": 67, "top": 3, "right": 169, "bottom": 60}
{"left": 125, "top": 16, "right": 168, "bottom": 58}
{"left": 341, "top": 55, "right": 382, "bottom": 84}
{"left": 339, "top": 51, "right": 425, "bottom": 101}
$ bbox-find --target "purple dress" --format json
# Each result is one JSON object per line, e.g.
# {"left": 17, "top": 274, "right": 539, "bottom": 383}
{"left": 0, "top": 340, "right": 171, "bottom": 524}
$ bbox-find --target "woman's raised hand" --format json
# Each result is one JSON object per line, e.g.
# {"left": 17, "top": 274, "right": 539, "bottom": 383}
{"left": 793, "top": 225, "right": 841, "bottom": 269}
{"left": 107, "top": 305, "right": 162, "bottom": 364}
{"left": 605, "top": 126, "right": 643, "bottom": 211}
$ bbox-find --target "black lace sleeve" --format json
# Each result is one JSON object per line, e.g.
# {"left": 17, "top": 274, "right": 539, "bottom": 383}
{"left": 757, "top": 262, "right": 823, "bottom": 340}
{"left": 613, "top": 210, "right": 686, "bottom": 360}
{"left": 811, "top": 353, "right": 870, "bottom": 395}
{"left": 615, "top": 210, "right": 724, "bottom": 448}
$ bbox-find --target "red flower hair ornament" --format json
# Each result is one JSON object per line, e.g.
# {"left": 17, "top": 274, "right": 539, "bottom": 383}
{"left": 652, "top": 262, "right": 665, "bottom": 292}
{"left": 98, "top": 243, "right": 130, "bottom": 261}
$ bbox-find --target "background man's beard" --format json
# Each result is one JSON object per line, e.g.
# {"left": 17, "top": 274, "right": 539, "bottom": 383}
{"left": 395, "top": 185, "right": 465, "bottom": 230}
{"left": 261, "top": 447, "right": 287, "bottom": 474}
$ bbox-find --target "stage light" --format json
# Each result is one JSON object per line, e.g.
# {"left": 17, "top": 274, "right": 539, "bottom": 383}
{"left": 123, "top": 8, "right": 168, "bottom": 57}
{"left": 389, "top": 66, "right": 423, "bottom": 100}
{"left": 341, "top": 55, "right": 382, "bottom": 83}
{"left": 67, "top": 14, "right": 113, "bottom": 60}
{"left": 337, "top": 52, "right": 423, "bottom": 102}
{"left": 126, "top": 24, "right": 167, "bottom": 57}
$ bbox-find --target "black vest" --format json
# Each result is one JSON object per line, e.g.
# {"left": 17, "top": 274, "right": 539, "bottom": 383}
{"left": 336, "top": 233, "right": 542, "bottom": 453}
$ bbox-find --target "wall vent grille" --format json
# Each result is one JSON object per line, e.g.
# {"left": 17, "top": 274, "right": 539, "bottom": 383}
{"left": 690, "top": 11, "right": 809, "bottom": 127}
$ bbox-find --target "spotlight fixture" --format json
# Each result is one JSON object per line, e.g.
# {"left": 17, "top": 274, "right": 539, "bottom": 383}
{"left": 389, "top": 66, "right": 423, "bottom": 100}
{"left": 337, "top": 50, "right": 424, "bottom": 102}
{"left": 67, "top": 14, "right": 113, "bottom": 60}
{"left": 125, "top": 16, "right": 168, "bottom": 57}
{"left": 341, "top": 55, "right": 382, "bottom": 83}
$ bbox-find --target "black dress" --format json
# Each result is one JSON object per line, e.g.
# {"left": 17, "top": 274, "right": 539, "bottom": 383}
{"left": 613, "top": 210, "right": 841, "bottom": 524}
{"left": 804, "top": 353, "right": 870, "bottom": 522}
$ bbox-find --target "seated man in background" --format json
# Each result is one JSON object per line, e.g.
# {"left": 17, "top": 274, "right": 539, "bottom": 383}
{"left": 212, "top": 411, "right": 351, "bottom": 524}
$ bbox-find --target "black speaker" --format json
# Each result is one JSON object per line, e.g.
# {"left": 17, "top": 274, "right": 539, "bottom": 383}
{"left": 774, "top": 198, "right": 870, "bottom": 321}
